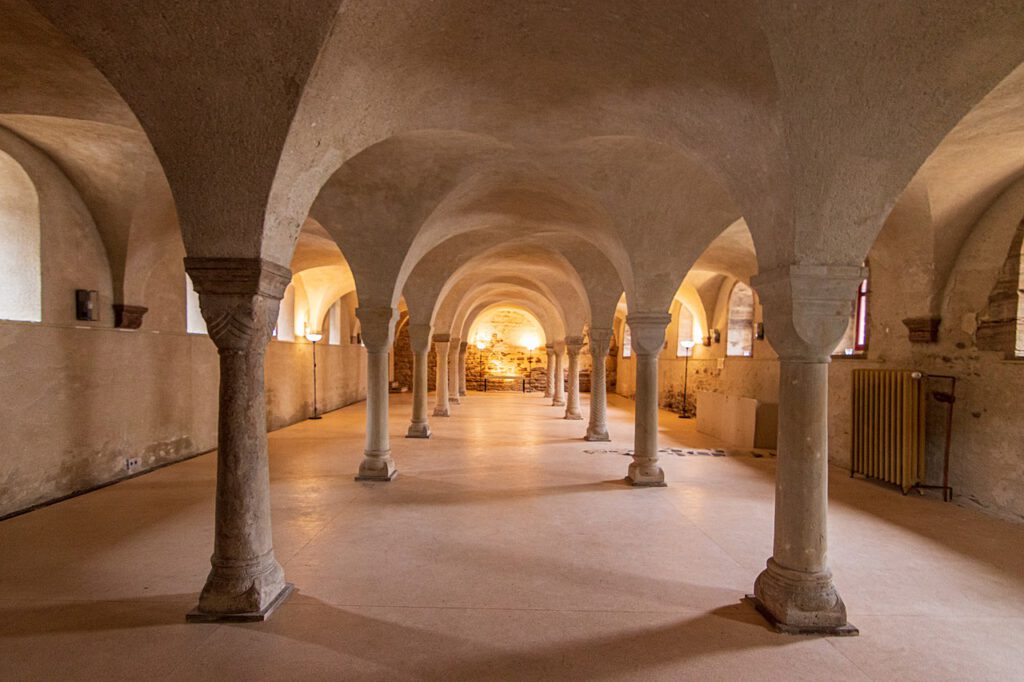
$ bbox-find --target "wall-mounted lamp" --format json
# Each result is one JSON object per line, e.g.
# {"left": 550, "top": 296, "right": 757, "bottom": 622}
{"left": 306, "top": 328, "right": 323, "bottom": 420}
{"left": 678, "top": 340, "right": 696, "bottom": 419}
{"left": 712, "top": 329, "right": 721, "bottom": 344}
{"left": 75, "top": 289, "right": 99, "bottom": 321}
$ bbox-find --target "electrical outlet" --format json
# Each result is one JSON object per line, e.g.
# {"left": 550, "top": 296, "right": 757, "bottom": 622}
{"left": 125, "top": 457, "right": 141, "bottom": 471}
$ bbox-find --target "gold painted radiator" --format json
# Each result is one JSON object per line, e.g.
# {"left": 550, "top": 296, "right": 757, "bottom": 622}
{"left": 851, "top": 369, "right": 926, "bottom": 493}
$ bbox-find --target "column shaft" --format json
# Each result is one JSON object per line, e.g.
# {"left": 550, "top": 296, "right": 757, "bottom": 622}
{"left": 749, "top": 263, "right": 865, "bottom": 633}
{"left": 184, "top": 257, "right": 291, "bottom": 621}
{"left": 448, "top": 337, "right": 461, "bottom": 405}
{"left": 551, "top": 347, "right": 565, "bottom": 406}
{"left": 355, "top": 307, "right": 397, "bottom": 481}
{"left": 544, "top": 346, "right": 555, "bottom": 398}
{"left": 564, "top": 337, "right": 584, "bottom": 419}
{"left": 585, "top": 329, "right": 612, "bottom": 441}
{"left": 458, "top": 342, "right": 468, "bottom": 396}
{"left": 433, "top": 337, "right": 451, "bottom": 416}
{"left": 625, "top": 312, "right": 670, "bottom": 486}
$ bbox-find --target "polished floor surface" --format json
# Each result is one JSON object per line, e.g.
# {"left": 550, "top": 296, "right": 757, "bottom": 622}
{"left": 1, "top": 391, "right": 1022, "bottom": 681}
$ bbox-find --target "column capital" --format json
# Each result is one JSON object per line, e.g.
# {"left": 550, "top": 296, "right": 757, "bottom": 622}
{"left": 355, "top": 306, "right": 397, "bottom": 352}
{"left": 545, "top": 343, "right": 555, "bottom": 354}
{"left": 752, "top": 264, "right": 866, "bottom": 362}
{"left": 433, "top": 333, "right": 452, "bottom": 343}
{"left": 459, "top": 341, "right": 468, "bottom": 353}
{"left": 407, "top": 323, "right": 433, "bottom": 354}
{"left": 565, "top": 335, "right": 585, "bottom": 355}
{"left": 626, "top": 311, "right": 672, "bottom": 356}
{"left": 184, "top": 257, "right": 291, "bottom": 352}
{"left": 587, "top": 327, "right": 613, "bottom": 349}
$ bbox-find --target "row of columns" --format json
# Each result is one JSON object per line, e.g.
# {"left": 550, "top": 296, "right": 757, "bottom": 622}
{"left": 186, "top": 258, "right": 859, "bottom": 634}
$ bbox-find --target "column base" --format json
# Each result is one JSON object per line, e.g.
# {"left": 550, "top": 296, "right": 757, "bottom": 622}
{"left": 626, "top": 460, "right": 666, "bottom": 487}
{"left": 564, "top": 411, "right": 583, "bottom": 420}
{"left": 433, "top": 406, "right": 450, "bottom": 417}
{"left": 188, "top": 551, "right": 288, "bottom": 621}
{"left": 751, "top": 559, "right": 856, "bottom": 635}
{"left": 551, "top": 398, "right": 565, "bottom": 407}
{"left": 405, "top": 422, "right": 432, "bottom": 438}
{"left": 542, "top": 391, "right": 552, "bottom": 398}
{"left": 459, "top": 389, "right": 466, "bottom": 396}
{"left": 187, "top": 582, "right": 294, "bottom": 623}
{"left": 584, "top": 429, "right": 610, "bottom": 442}
{"left": 448, "top": 396, "right": 461, "bottom": 405}
{"left": 355, "top": 453, "right": 397, "bottom": 481}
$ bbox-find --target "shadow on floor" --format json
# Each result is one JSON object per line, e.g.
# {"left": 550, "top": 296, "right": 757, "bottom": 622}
{"left": 251, "top": 592, "right": 799, "bottom": 681}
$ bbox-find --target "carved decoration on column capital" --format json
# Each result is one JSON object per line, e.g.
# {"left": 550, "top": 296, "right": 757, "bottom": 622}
{"left": 587, "top": 327, "right": 613, "bottom": 350}
{"left": 902, "top": 316, "right": 940, "bottom": 344}
{"left": 355, "top": 306, "right": 397, "bottom": 352}
{"left": 626, "top": 312, "right": 672, "bottom": 355}
{"left": 459, "top": 341, "right": 468, "bottom": 353}
{"left": 565, "top": 335, "right": 585, "bottom": 355}
{"left": 545, "top": 343, "right": 555, "bottom": 353}
{"left": 752, "top": 264, "right": 866, "bottom": 362}
{"left": 407, "top": 323, "right": 433, "bottom": 354}
{"left": 184, "top": 257, "right": 291, "bottom": 352}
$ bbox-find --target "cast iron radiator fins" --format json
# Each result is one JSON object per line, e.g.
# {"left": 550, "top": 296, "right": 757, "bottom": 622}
{"left": 851, "top": 369, "right": 926, "bottom": 493}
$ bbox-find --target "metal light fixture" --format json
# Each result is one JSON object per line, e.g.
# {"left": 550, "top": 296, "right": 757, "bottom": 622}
{"left": 306, "top": 328, "right": 323, "bottom": 420}
{"left": 678, "top": 340, "right": 696, "bottom": 419}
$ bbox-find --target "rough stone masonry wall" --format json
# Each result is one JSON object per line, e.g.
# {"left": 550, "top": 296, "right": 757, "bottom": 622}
{"left": 392, "top": 320, "right": 436, "bottom": 391}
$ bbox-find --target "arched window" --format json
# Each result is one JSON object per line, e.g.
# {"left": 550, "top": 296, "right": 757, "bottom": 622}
{"left": 621, "top": 323, "right": 632, "bottom": 358}
{"left": 275, "top": 283, "right": 296, "bottom": 342}
{"left": 327, "top": 300, "right": 342, "bottom": 345}
{"left": 726, "top": 282, "right": 754, "bottom": 357}
{"left": 0, "top": 150, "right": 41, "bottom": 322}
{"left": 676, "top": 304, "right": 695, "bottom": 356}
{"left": 834, "top": 271, "right": 869, "bottom": 356}
{"left": 184, "top": 274, "right": 207, "bottom": 334}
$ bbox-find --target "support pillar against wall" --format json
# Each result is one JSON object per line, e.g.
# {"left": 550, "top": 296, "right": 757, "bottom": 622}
{"left": 551, "top": 341, "right": 566, "bottom": 406}
{"left": 750, "top": 264, "right": 865, "bottom": 635}
{"left": 564, "top": 336, "right": 584, "bottom": 420}
{"left": 448, "top": 337, "right": 461, "bottom": 405}
{"left": 433, "top": 334, "right": 451, "bottom": 417}
{"left": 458, "top": 341, "right": 468, "bottom": 396}
{"left": 355, "top": 306, "right": 398, "bottom": 481}
{"left": 406, "top": 323, "right": 432, "bottom": 438}
{"left": 585, "top": 328, "right": 612, "bottom": 441}
{"left": 183, "top": 257, "right": 292, "bottom": 622}
{"left": 544, "top": 344, "right": 556, "bottom": 398}
{"left": 625, "top": 312, "right": 671, "bottom": 486}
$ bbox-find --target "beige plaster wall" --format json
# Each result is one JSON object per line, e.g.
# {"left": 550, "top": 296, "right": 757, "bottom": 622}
{"left": 0, "top": 322, "right": 366, "bottom": 518}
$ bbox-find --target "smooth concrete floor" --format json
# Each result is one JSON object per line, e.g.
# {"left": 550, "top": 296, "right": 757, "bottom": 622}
{"left": 1, "top": 391, "right": 1023, "bottom": 681}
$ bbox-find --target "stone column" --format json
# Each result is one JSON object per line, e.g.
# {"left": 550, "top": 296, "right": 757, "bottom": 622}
{"left": 563, "top": 336, "right": 585, "bottom": 419}
{"left": 354, "top": 306, "right": 398, "bottom": 481}
{"left": 551, "top": 341, "right": 566, "bottom": 406}
{"left": 458, "top": 341, "right": 468, "bottom": 396}
{"left": 543, "top": 343, "right": 556, "bottom": 398}
{"left": 625, "top": 312, "right": 671, "bottom": 486}
{"left": 447, "top": 337, "right": 461, "bottom": 405}
{"left": 432, "top": 334, "right": 451, "bottom": 417}
{"left": 406, "top": 323, "right": 432, "bottom": 438}
{"left": 750, "top": 264, "right": 865, "bottom": 634}
{"left": 585, "top": 327, "right": 613, "bottom": 441}
{"left": 183, "top": 257, "right": 291, "bottom": 622}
